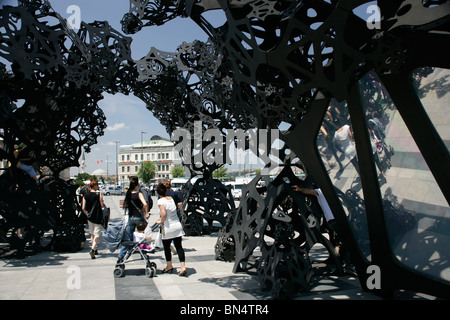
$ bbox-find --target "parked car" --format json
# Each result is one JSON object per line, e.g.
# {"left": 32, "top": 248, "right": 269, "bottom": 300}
{"left": 102, "top": 186, "right": 124, "bottom": 196}
{"left": 225, "top": 182, "right": 243, "bottom": 200}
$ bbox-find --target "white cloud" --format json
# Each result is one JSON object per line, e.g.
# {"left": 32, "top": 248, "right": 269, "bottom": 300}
{"left": 106, "top": 123, "right": 126, "bottom": 131}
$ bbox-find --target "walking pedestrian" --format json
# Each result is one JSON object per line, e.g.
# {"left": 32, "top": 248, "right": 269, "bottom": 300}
{"left": 116, "top": 177, "right": 149, "bottom": 263}
{"left": 156, "top": 183, "right": 187, "bottom": 276}
{"left": 334, "top": 122, "right": 360, "bottom": 175}
{"left": 82, "top": 179, "right": 105, "bottom": 259}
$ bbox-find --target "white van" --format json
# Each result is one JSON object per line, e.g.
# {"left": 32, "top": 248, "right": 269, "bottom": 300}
{"left": 171, "top": 177, "right": 189, "bottom": 192}
{"left": 226, "top": 182, "right": 244, "bottom": 200}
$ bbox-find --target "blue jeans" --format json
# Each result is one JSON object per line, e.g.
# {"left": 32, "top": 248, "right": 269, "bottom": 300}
{"left": 117, "top": 216, "right": 145, "bottom": 259}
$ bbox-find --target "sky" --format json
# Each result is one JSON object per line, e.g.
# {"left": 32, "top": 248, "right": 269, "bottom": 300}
{"left": 46, "top": 0, "right": 227, "bottom": 177}
{"left": 0, "top": 0, "right": 227, "bottom": 176}
{"left": 0, "top": 0, "right": 378, "bottom": 176}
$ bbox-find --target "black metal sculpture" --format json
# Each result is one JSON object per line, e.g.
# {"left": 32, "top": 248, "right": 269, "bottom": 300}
{"left": 128, "top": 38, "right": 240, "bottom": 235}
{"left": 121, "top": 0, "right": 450, "bottom": 299}
{"left": 0, "top": 0, "right": 135, "bottom": 257}
{"left": 1, "top": 0, "right": 449, "bottom": 301}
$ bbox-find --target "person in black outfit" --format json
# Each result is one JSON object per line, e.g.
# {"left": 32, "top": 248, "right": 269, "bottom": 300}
{"left": 116, "top": 177, "right": 149, "bottom": 262}
{"left": 82, "top": 179, "right": 105, "bottom": 259}
{"left": 163, "top": 179, "right": 182, "bottom": 211}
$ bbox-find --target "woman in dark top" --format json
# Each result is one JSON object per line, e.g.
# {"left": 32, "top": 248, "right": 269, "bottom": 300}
{"left": 117, "top": 177, "right": 149, "bottom": 262}
{"left": 82, "top": 179, "right": 105, "bottom": 259}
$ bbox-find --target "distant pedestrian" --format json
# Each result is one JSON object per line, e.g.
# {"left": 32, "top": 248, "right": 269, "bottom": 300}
{"left": 156, "top": 183, "right": 187, "bottom": 276}
{"left": 82, "top": 179, "right": 105, "bottom": 259}
{"left": 163, "top": 179, "right": 182, "bottom": 211}
{"left": 334, "top": 122, "right": 360, "bottom": 175}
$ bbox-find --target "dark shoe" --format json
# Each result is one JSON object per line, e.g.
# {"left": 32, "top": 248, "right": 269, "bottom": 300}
{"left": 94, "top": 250, "right": 99, "bottom": 255}
{"left": 178, "top": 269, "right": 187, "bottom": 277}
{"left": 89, "top": 250, "right": 96, "bottom": 259}
{"left": 162, "top": 267, "right": 174, "bottom": 274}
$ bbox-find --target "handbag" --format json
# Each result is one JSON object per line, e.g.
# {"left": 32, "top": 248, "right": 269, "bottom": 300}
{"left": 154, "top": 230, "right": 163, "bottom": 248}
{"left": 131, "top": 198, "right": 146, "bottom": 220}
{"left": 87, "top": 201, "right": 98, "bottom": 220}
{"left": 102, "top": 206, "right": 110, "bottom": 229}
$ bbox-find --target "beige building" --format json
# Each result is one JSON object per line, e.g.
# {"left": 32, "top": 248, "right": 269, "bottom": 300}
{"left": 118, "top": 135, "right": 176, "bottom": 184}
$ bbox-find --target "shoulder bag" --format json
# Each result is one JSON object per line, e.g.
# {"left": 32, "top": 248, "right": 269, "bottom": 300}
{"left": 131, "top": 198, "right": 147, "bottom": 221}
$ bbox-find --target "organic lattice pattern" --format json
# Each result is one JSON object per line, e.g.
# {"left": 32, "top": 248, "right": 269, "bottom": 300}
{"left": 0, "top": 0, "right": 136, "bottom": 257}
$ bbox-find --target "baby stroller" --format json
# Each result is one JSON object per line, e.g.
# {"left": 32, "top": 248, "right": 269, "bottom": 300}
{"left": 103, "top": 218, "right": 157, "bottom": 278}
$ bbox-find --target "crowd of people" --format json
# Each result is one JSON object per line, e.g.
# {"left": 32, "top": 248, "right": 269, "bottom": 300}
{"left": 79, "top": 176, "right": 188, "bottom": 276}
{"left": 79, "top": 174, "right": 351, "bottom": 278}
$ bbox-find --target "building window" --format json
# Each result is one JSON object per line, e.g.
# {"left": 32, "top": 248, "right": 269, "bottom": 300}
{"left": 135, "top": 166, "right": 138, "bottom": 172}
{"left": 121, "top": 155, "right": 124, "bottom": 161}
{"left": 127, "top": 155, "right": 130, "bottom": 161}
{"left": 135, "top": 154, "right": 138, "bottom": 161}
{"left": 127, "top": 166, "right": 130, "bottom": 172}
{"left": 121, "top": 166, "right": 124, "bottom": 173}
{"left": 166, "top": 153, "right": 169, "bottom": 159}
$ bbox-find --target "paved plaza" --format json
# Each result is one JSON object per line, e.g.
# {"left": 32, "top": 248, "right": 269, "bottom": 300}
{"left": 0, "top": 195, "right": 384, "bottom": 301}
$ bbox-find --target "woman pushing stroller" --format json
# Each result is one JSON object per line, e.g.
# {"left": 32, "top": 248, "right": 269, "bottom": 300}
{"left": 116, "top": 177, "right": 149, "bottom": 264}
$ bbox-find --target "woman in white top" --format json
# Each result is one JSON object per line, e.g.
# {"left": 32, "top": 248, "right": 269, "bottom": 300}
{"left": 156, "top": 183, "right": 187, "bottom": 276}
{"left": 334, "top": 123, "right": 360, "bottom": 174}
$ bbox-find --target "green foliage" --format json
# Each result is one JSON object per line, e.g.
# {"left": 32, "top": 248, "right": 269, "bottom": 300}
{"left": 138, "top": 161, "right": 156, "bottom": 184}
{"left": 74, "top": 172, "right": 93, "bottom": 185}
{"left": 171, "top": 166, "right": 184, "bottom": 178}
{"left": 212, "top": 166, "right": 228, "bottom": 178}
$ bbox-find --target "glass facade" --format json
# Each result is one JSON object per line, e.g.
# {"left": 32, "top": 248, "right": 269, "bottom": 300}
{"left": 359, "top": 70, "right": 449, "bottom": 283}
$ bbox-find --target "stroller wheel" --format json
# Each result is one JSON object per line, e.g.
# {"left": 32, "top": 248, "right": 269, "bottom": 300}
{"left": 114, "top": 267, "right": 124, "bottom": 278}
{"left": 149, "top": 262, "right": 157, "bottom": 269}
{"left": 145, "top": 267, "right": 156, "bottom": 278}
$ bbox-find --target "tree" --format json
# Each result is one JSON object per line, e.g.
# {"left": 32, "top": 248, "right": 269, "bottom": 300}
{"left": 75, "top": 172, "right": 93, "bottom": 185}
{"left": 138, "top": 161, "right": 156, "bottom": 184}
{"left": 212, "top": 166, "right": 228, "bottom": 178}
{"left": 171, "top": 166, "right": 184, "bottom": 178}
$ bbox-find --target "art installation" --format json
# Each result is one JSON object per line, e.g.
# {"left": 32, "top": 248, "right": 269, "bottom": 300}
{"left": 0, "top": 0, "right": 134, "bottom": 257}
{"left": 0, "top": 0, "right": 449, "bottom": 299}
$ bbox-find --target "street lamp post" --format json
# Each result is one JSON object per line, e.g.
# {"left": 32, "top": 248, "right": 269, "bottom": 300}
{"left": 114, "top": 140, "right": 120, "bottom": 185}
{"left": 141, "top": 131, "right": 147, "bottom": 182}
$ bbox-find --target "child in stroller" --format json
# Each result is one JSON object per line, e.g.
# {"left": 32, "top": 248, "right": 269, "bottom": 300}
{"left": 133, "top": 222, "right": 155, "bottom": 253}
{"left": 103, "top": 219, "right": 157, "bottom": 278}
